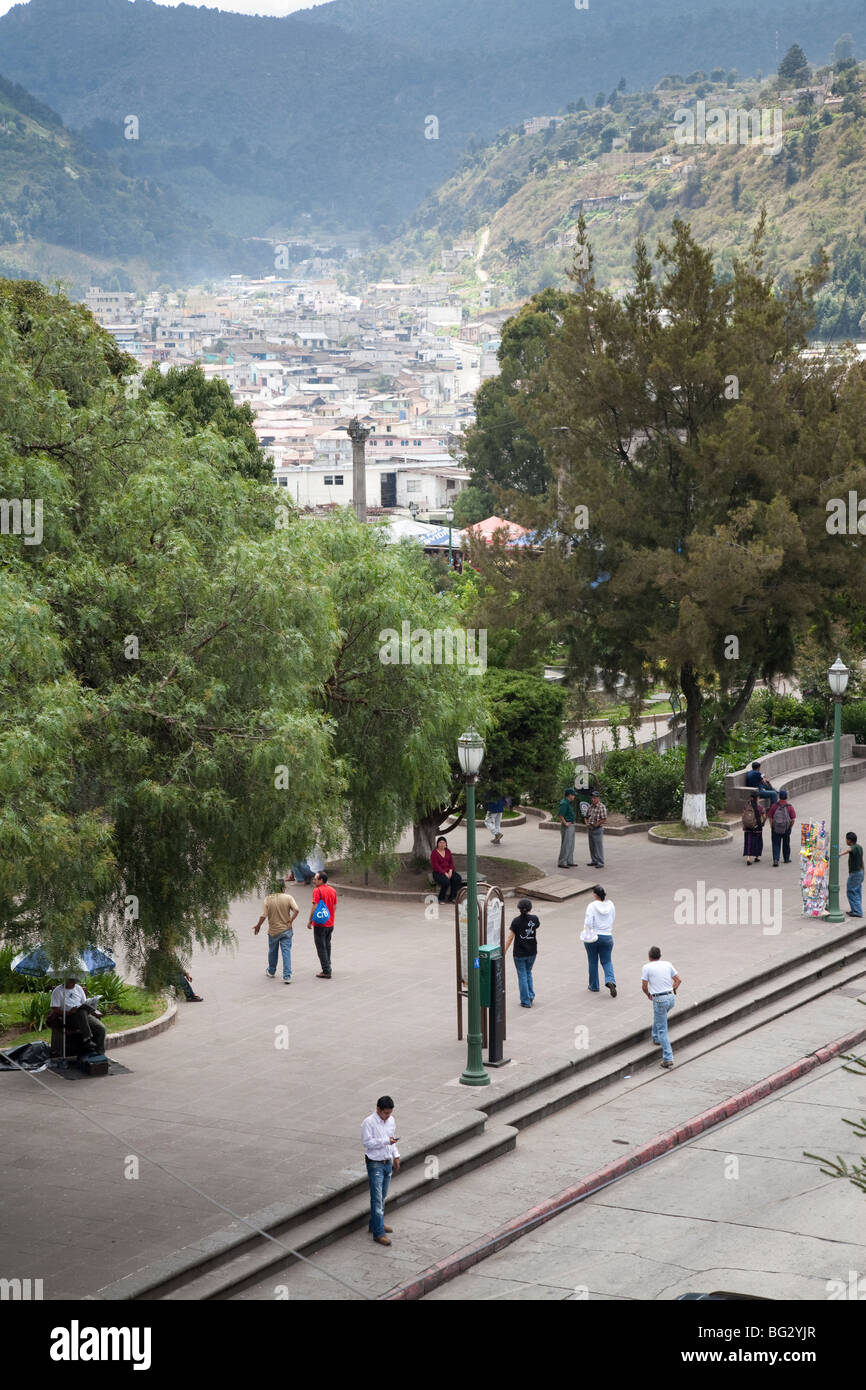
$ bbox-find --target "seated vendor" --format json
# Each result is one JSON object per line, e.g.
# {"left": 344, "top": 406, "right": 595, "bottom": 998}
{"left": 49, "top": 977, "right": 106, "bottom": 1053}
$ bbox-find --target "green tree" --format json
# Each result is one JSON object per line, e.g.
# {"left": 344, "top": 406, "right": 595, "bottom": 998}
{"left": 0, "top": 284, "right": 339, "bottom": 980}
{"left": 452, "top": 483, "right": 494, "bottom": 527}
{"left": 833, "top": 34, "right": 855, "bottom": 65}
{"left": 297, "top": 516, "right": 486, "bottom": 869}
{"left": 481, "top": 669, "right": 566, "bottom": 805}
{"left": 779, "top": 43, "right": 811, "bottom": 85}
{"left": 140, "top": 363, "right": 271, "bottom": 482}
{"left": 462, "top": 288, "right": 570, "bottom": 504}
{"left": 468, "top": 218, "right": 866, "bottom": 828}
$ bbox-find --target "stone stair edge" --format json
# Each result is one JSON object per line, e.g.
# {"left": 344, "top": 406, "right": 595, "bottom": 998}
{"left": 95, "top": 1107, "right": 491, "bottom": 1301}
{"left": 166, "top": 1124, "right": 520, "bottom": 1302}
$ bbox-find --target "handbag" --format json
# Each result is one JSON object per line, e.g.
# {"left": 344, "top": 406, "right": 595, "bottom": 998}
{"left": 580, "top": 923, "right": 598, "bottom": 943}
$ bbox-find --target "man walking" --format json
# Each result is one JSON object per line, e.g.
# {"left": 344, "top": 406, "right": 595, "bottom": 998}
{"left": 253, "top": 882, "right": 300, "bottom": 983}
{"left": 484, "top": 790, "right": 506, "bottom": 845}
{"left": 770, "top": 789, "right": 795, "bottom": 866}
{"left": 361, "top": 1095, "right": 400, "bottom": 1246}
{"left": 557, "top": 788, "right": 577, "bottom": 868}
{"left": 841, "top": 831, "right": 864, "bottom": 917}
{"left": 585, "top": 789, "right": 608, "bottom": 868}
{"left": 641, "top": 946, "right": 681, "bottom": 1069}
{"left": 307, "top": 870, "right": 338, "bottom": 978}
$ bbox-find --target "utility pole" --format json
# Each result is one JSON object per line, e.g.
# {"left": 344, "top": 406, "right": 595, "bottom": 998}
{"left": 346, "top": 416, "right": 370, "bottom": 523}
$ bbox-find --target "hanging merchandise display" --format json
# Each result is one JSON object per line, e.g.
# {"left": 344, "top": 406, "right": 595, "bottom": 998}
{"left": 800, "top": 820, "right": 830, "bottom": 917}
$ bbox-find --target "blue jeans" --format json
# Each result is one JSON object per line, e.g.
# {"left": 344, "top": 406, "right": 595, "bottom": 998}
{"left": 584, "top": 937, "right": 615, "bottom": 991}
{"left": 514, "top": 954, "right": 536, "bottom": 1005}
{"left": 758, "top": 789, "right": 779, "bottom": 807}
{"left": 651, "top": 992, "right": 676, "bottom": 1063}
{"left": 267, "top": 928, "right": 293, "bottom": 980}
{"left": 366, "top": 1158, "right": 392, "bottom": 1237}
{"left": 847, "top": 870, "right": 864, "bottom": 916}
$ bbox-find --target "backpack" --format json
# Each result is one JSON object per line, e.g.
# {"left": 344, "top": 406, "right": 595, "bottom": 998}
{"left": 771, "top": 804, "right": 790, "bottom": 836}
{"left": 312, "top": 897, "right": 332, "bottom": 926}
{"left": 741, "top": 803, "right": 758, "bottom": 831}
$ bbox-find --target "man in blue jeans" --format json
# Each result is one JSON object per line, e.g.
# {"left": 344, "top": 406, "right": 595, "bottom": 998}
{"left": 841, "top": 831, "right": 864, "bottom": 917}
{"left": 253, "top": 883, "right": 299, "bottom": 982}
{"left": 641, "top": 946, "right": 682, "bottom": 1069}
{"left": 745, "top": 760, "right": 778, "bottom": 808}
{"left": 361, "top": 1095, "right": 400, "bottom": 1246}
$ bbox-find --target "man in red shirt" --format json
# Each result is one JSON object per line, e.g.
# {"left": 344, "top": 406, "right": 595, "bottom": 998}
{"left": 307, "top": 871, "right": 338, "bottom": 978}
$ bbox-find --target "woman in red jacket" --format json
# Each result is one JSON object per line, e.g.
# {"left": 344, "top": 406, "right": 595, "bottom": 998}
{"left": 431, "top": 836, "right": 464, "bottom": 903}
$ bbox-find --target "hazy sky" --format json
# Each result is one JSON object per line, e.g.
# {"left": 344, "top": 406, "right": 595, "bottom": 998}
{"left": 0, "top": 1, "right": 330, "bottom": 16}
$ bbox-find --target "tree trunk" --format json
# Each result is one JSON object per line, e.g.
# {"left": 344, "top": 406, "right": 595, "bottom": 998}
{"left": 412, "top": 812, "right": 442, "bottom": 861}
{"left": 680, "top": 664, "right": 709, "bottom": 829}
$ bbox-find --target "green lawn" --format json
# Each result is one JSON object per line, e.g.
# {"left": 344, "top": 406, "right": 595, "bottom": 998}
{"left": 0, "top": 986, "right": 167, "bottom": 1048}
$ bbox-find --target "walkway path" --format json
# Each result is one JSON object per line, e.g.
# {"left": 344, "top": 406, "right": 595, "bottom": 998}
{"left": 1, "top": 779, "right": 862, "bottom": 1298}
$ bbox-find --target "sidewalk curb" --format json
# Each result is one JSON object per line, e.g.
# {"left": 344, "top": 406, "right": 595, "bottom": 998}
{"left": 380, "top": 1019, "right": 866, "bottom": 1301}
{"left": 104, "top": 999, "right": 177, "bottom": 1049}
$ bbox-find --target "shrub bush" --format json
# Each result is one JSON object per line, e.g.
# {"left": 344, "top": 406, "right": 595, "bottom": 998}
{"left": 88, "top": 972, "right": 131, "bottom": 1010}
{"left": 842, "top": 701, "right": 866, "bottom": 742}
{"left": 600, "top": 747, "right": 725, "bottom": 822}
{"left": 23, "top": 992, "right": 52, "bottom": 1032}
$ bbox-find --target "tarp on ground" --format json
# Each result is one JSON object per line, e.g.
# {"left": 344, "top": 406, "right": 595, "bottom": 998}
{"left": 0, "top": 1041, "right": 51, "bottom": 1072}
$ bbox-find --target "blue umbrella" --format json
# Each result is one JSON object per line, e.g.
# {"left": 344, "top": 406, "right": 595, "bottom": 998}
{"left": 11, "top": 944, "right": 115, "bottom": 978}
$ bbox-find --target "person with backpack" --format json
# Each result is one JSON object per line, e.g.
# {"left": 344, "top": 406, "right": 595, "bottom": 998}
{"left": 770, "top": 790, "right": 796, "bottom": 866}
{"left": 307, "top": 870, "right": 338, "bottom": 978}
{"left": 742, "top": 792, "right": 765, "bottom": 865}
{"left": 504, "top": 897, "right": 540, "bottom": 1007}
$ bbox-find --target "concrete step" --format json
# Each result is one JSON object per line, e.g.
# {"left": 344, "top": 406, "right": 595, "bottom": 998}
{"left": 481, "top": 921, "right": 866, "bottom": 1124}
{"left": 103, "top": 920, "right": 866, "bottom": 1303}
{"left": 493, "top": 954, "right": 866, "bottom": 1133}
{"left": 165, "top": 1123, "right": 518, "bottom": 1301}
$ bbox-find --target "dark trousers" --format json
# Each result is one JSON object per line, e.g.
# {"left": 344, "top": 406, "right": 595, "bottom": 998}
{"left": 69, "top": 1007, "right": 106, "bottom": 1051}
{"left": 313, "top": 926, "right": 333, "bottom": 975}
{"left": 771, "top": 829, "right": 792, "bottom": 864}
{"left": 433, "top": 870, "right": 463, "bottom": 903}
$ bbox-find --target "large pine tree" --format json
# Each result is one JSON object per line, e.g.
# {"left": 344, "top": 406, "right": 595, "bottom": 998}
{"left": 470, "top": 217, "right": 866, "bottom": 827}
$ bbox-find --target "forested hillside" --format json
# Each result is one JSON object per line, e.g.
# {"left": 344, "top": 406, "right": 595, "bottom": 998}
{"left": 0, "top": 72, "right": 266, "bottom": 290}
{"left": 1, "top": 0, "right": 865, "bottom": 233}
{"left": 387, "top": 59, "right": 866, "bottom": 339}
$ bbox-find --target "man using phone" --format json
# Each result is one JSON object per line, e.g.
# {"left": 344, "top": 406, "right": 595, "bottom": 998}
{"left": 361, "top": 1095, "right": 400, "bottom": 1246}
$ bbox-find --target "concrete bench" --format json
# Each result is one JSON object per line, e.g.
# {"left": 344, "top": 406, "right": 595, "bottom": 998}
{"left": 724, "top": 736, "right": 866, "bottom": 811}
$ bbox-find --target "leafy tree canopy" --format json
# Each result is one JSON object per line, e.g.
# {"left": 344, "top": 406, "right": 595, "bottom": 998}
{"left": 468, "top": 216, "right": 866, "bottom": 827}
{"left": 140, "top": 364, "right": 271, "bottom": 483}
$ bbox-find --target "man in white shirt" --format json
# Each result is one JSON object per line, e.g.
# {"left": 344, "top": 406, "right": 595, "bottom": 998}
{"left": 48, "top": 978, "right": 106, "bottom": 1053}
{"left": 361, "top": 1095, "right": 400, "bottom": 1246}
{"left": 640, "top": 947, "right": 681, "bottom": 1068}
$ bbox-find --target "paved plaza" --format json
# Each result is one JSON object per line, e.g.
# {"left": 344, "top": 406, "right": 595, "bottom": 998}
{"left": 1, "top": 778, "right": 864, "bottom": 1298}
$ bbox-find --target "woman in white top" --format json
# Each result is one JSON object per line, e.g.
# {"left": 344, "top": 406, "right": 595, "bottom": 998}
{"left": 581, "top": 884, "right": 617, "bottom": 997}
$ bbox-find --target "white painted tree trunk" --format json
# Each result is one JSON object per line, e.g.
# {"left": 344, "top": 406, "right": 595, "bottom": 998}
{"left": 682, "top": 791, "right": 708, "bottom": 830}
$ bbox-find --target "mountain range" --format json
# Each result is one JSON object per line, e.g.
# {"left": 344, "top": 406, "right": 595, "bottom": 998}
{"left": 0, "top": 70, "right": 269, "bottom": 290}
{"left": 1, "top": 0, "right": 865, "bottom": 236}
